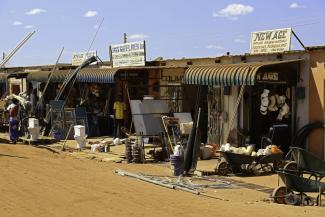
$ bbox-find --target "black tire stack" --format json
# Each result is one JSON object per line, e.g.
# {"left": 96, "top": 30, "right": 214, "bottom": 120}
{"left": 125, "top": 139, "right": 133, "bottom": 163}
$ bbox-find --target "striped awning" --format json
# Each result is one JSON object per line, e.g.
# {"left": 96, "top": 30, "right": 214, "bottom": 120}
{"left": 183, "top": 60, "right": 301, "bottom": 86}
{"left": 27, "top": 68, "right": 119, "bottom": 83}
{"left": 77, "top": 68, "right": 118, "bottom": 83}
{"left": 27, "top": 70, "right": 70, "bottom": 83}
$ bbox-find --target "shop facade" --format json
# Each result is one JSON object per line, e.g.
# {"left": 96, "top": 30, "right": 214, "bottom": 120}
{"left": 179, "top": 49, "right": 325, "bottom": 159}
{"left": 25, "top": 64, "right": 188, "bottom": 137}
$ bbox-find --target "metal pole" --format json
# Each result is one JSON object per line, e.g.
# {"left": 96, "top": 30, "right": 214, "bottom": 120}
{"left": 225, "top": 85, "right": 245, "bottom": 143}
{"left": 292, "top": 30, "right": 306, "bottom": 50}
{"left": 0, "top": 31, "right": 35, "bottom": 68}
{"left": 123, "top": 33, "right": 127, "bottom": 43}
{"left": 40, "top": 47, "right": 64, "bottom": 99}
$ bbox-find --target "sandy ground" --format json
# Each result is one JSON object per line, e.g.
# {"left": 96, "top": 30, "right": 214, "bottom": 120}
{"left": 1, "top": 141, "right": 324, "bottom": 217}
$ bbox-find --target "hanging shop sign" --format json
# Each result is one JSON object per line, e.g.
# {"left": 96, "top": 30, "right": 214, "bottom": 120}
{"left": 250, "top": 28, "right": 292, "bottom": 54}
{"left": 256, "top": 70, "right": 297, "bottom": 84}
{"left": 110, "top": 41, "right": 146, "bottom": 67}
{"left": 72, "top": 51, "right": 97, "bottom": 66}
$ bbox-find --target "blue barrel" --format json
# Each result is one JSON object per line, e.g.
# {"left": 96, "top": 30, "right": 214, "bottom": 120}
{"left": 170, "top": 155, "right": 184, "bottom": 176}
{"left": 52, "top": 130, "right": 61, "bottom": 140}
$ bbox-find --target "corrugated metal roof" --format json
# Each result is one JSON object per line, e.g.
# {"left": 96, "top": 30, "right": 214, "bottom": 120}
{"left": 27, "top": 68, "right": 119, "bottom": 83}
{"left": 183, "top": 59, "right": 302, "bottom": 86}
{"left": 26, "top": 70, "right": 70, "bottom": 83}
{"left": 26, "top": 66, "right": 187, "bottom": 83}
{"left": 77, "top": 68, "right": 118, "bottom": 83}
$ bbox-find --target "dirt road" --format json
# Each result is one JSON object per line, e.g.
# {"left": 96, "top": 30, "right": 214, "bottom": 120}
{"left": 0, "top": 144, "right": 323, "bottom": 217}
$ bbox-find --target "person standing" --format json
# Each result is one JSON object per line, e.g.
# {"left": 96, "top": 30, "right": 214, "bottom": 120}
{"left": 113, "top": 95, "right": 126, "bottom": 138}
{"left": 6, "top": 98, "right": 20, "bottom": 144}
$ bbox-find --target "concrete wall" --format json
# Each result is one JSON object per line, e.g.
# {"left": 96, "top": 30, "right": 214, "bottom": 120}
{"left": 308, "top": 49, "right": 325, "bottom": 159}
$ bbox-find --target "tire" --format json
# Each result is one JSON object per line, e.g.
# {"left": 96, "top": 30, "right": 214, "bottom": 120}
{"left": 215, "top": 160, "right": 229, "bottom": 176}
{"left": 272, "top": 186, "right": 288, "bottom": 204}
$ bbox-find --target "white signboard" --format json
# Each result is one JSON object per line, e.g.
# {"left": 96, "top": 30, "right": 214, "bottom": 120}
{"left": 72, "top": 51, "right": 97, "bottom": 66}
{"left": 110, "top": 41, "right": 145, "bottom": 67}
{"left": 250, "top": 28, "right": 292, "bottom": 54}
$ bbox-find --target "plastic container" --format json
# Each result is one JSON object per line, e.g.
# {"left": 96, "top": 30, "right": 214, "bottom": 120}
{"left": 52, "top": 129, "right": 61, "bottom": 140}
{"left": 200, "top": 146, "right": 212, "bottom": 160}
{"left": 28, "top": 118, "right": 39, "bottom": 128}
{"left": 170, "top": 155, "right": 184, "bottom": 176}
{"left": 74, "top": 125, "right": 86, "bottom": 137}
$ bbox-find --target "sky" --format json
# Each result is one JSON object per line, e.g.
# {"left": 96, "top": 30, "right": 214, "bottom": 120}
{"left": 1, "top": 0, "right": 325, "bottom": 66}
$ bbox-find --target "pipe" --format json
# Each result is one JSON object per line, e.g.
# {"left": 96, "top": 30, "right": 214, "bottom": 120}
{"left": 115, "top": 169, "right": 175, "bottom": 189}
{"left": 115, "top": 169, "right": 201, "bottom": 195}
{"left": 0, "top": 31, "right": 35, "bottom": 68}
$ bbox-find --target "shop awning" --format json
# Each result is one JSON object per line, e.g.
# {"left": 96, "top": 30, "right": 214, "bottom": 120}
{"left": 77, "top": 68, "right": 118, "bottom": 83}
{"left": 183, "top": 59, "right": 301, "bottom": 86}
{"left": 26, "top": 70, "right": 70, "bottom": 83}
{"left": 27, "top": 68, "right": 119, "bottom": 83}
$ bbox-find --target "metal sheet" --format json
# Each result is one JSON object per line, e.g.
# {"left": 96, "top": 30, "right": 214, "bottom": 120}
{"left": 133, "top": 114, "right": 163, "bottom": 135}
{"left": 130, "top": 100, "right": 169, "bottom": 114}
{"left": 174, "top": 113, "right": 192, "bottom": 123}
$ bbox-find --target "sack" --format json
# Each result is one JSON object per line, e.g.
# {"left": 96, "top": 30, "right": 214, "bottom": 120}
{"left": 9, "top": 106, "right": 18, "bottom": 117}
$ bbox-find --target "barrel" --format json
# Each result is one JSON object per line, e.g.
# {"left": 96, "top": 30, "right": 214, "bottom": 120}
{"left": 170, "top": 155, "right": 184, "bottom": 176}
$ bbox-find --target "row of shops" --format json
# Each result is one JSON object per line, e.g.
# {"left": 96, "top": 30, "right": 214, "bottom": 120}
{"left": 1, "top": 46, "right": 325, "bottom": 159}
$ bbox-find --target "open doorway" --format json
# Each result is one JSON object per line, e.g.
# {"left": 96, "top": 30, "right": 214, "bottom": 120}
{"left": 248, "top": 84, "right": 293, "bottom": 152}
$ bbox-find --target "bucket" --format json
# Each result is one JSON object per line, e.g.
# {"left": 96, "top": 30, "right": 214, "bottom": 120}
{"left": 170, "top": 155, "right": 184, "bottom": 176}
{"left": 200, "top": 146, "right": 212, "bottom": 160}
{"left": 52, "top": 130, "right": 61, "bottom": 140}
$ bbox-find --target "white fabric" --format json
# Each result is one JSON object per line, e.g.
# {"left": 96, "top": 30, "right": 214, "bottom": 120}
{"left": 277, "top": 95, "right": 286, "bottom": 106}
{"left": 6, "top": 103, "right": 16, "bottom": 111}
{"left": 7, "top": 103, "right": 19, "bottom": 121}
{"left": 260, "top": 93, "right": 268, "bottom": 98}
{"left": 261, "top": 98, "right": 269, "bottom": 106}
{"left": 277, "top": 103, "right": 290, "bottom": 121}
{"left": 260, "top": 106, "right": 267, "bottom": 112}
{"left": 268, "top": 95, "right": 278, "bottom": 111}
{"left": 263, "top": 89, "right": 270, "bottom": 94}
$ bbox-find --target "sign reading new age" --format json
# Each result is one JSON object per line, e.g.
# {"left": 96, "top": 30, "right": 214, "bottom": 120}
{"left": 110, "top": 41, "right": 146, "bottom": 67}
{"left": 250, "top": 28, "right": 292, "bottom": 54}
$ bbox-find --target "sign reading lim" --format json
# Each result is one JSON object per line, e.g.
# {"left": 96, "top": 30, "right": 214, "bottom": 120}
{"left": 250, "top": 28, "right": 292, "bottom": 54}
{"left": 72, "top": 51, "right": 97, "bottom": 66}
{"left": 110, "top": 41, "right": 146, "bottom": 67}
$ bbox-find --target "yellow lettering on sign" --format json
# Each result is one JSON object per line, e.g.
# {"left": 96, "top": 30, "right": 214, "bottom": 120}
{"left": 257, "top": 72, "right": 279, "bottom": 81}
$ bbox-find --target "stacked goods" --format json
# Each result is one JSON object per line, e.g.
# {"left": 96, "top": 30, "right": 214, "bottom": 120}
{"left": 220, "top": 143, "right": 282, "bottom": 156}
{"left": 124, "top": 139, "right": 132, "bottom": 163}
{"left": 131, "top": 145, "right": 142, "bottom": 163}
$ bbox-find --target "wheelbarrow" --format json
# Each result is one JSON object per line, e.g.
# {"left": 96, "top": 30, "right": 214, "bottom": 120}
{"left": 285, "top": 147, "right": 325, "bottom": 180}
{"left": 215, "top": 151, "right": 283, "bottom": 176}
{"left": 272, "top": 171, "right": 325, "bottom": 206}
